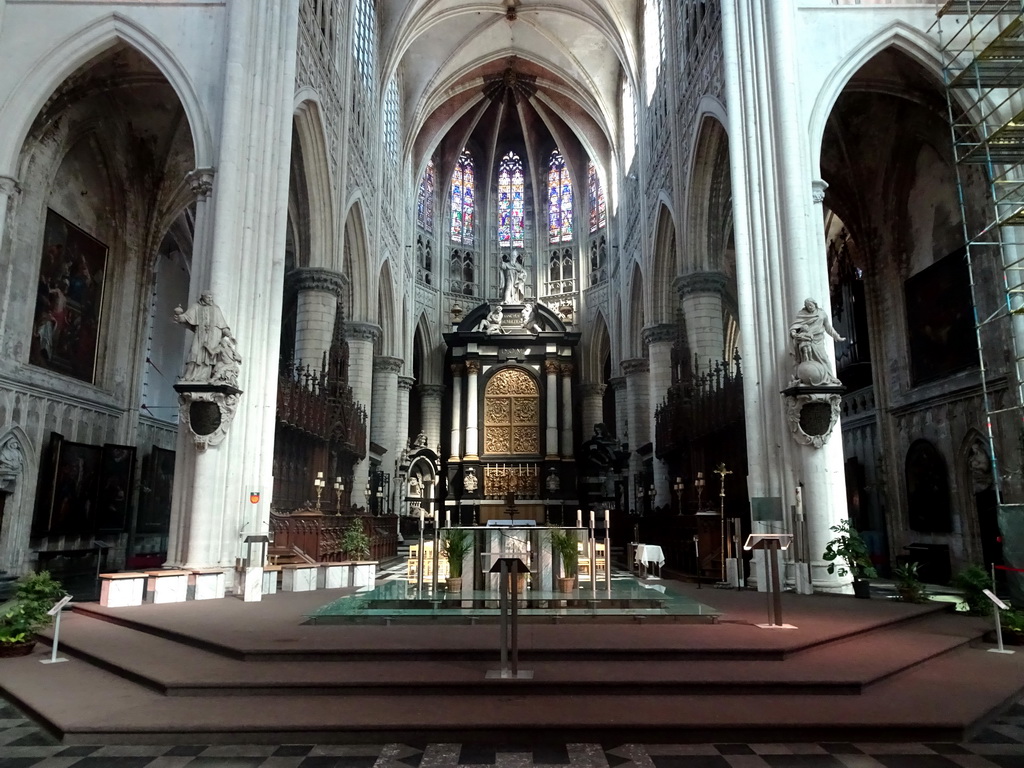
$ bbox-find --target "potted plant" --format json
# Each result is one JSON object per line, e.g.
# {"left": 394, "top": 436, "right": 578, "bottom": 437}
{"left": 550, "top": 529, "right": 579, "bottom": 593}
{"left": 440, "top": 528, "right": 471, "bottom": 592}
{"left": 822, "top": 519, "right": 878, "bottom": 598}
{"left": 892, "top": 561, "right": 927, "bottom": 603}
{"left": 341, "top": 519, "right": 371, "bottom": 561}
{"left": 952, "top": 564, "right": 993, "bottom": 614}
{"left": 0, "top": 571, "right": 66, "bottom": 657}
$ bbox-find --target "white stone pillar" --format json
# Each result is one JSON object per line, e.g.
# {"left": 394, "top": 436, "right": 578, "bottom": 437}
{"left": 676, "top": 272, "right": 727, "bottom": 375}
{"left": 722, "top": 0, "right": 849, "bottom": 591}
{"left": 621, "top": 359, "right": 650, "bottom": 505}
{"left": 449, "top": 365, "right": 464, "bottom": 461}
{"left": 560, "top": 363, "right": 574, "bottom": 458}
{"left": 610, "top": 376, "right": 627, "bottom": 447}
{"left": 288, "top": 268, "right": 346, "bottom": 371}
{"left": 464, "top": 360, "right": 480, "bottom": 460}
{"left": 644, "top": 324, "right": 676, "bottom": 504}
{"left": 0, "top": 176, "right": 21, "bottom": 349}
{"left": 544, "top": 359, "right": 560, "bottom": 459}
{"left": 397, "top": 375, "right": 414, "bottom": 458}
{"left": 581, "top": 382, "right": 606, "bottom": 439}
{"left": 345, "top": 322, "right": 381, "bottom": 485}
{"left": 371, "top": 356, "right": 403, "bottom": 484}
{"left": 419, "top": 384, "right": 445, "bottom": 453}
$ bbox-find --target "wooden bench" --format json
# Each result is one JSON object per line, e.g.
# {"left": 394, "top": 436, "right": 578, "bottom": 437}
{"left": 145, "top": 570, "right": 190, "bottom": 604}
{"left": 188, "top": 569, "right": 225, "bottom": 600}
{"left": 281, "top": 563, "right": 318, "bottom": 592}
{"left": 98, "top": 572, "right": 146, "bottom": 607}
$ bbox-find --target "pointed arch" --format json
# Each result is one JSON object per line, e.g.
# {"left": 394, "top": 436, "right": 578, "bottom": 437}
{"left": 628, "top": 261, "right": 645, "bottom": 358}
{"left": 342, "top": 198, "right": 372, "bottom": 322}
{"left": 583, "top": 310, "right": 612, "bottom": 385}
{"left": 377, "top": 257, "right": 397, "bottom": 356}
{"left": 685, "top": 113, "right": 731, "bottom": 275}
{"left": 651, "top": 202, "right": 678, "bottom": 325}
{"left": 293, "top": 98, "right": 337, "bottom": 271}
{"left": 0, "top": 13, "right": 212, "bottom": 175}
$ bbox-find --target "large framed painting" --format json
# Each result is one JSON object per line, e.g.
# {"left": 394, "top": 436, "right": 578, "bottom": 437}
{"left": 96, "top": 444, "right": 136, "bottom": 533}
{"left": 29, "top": 209, "right": 108, "bottom": 383}
{"left": 38, "top": 437, "right": 103, "bottom": 537}
{"left": 137, "top": 447, "right": 175, "bottom": 535}
{"left": 904, "top": 249, "right": 977, "bottom": 385}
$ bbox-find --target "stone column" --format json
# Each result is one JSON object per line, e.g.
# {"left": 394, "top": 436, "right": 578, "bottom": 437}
{"left": 560, "top": 363, "right": 574, "bottom": 458}
{"left": 643, "top": 324, "right": 676, "bottom": 503}
{"left": 609, "top": 376, "right": 627, "bottom": 447}
{"left": 0, "top": 175, "right": 21, "bottom": 351}
{"left": 166, "top": 2, "right": 300, "bottom": 572}
{"left": 371, "top": 356, "right": 403, "bottom": 484}
{"left": 449, "top": 365, "right": 464, "bottom": 461}
{"left": 544, "top": 359, "right": 560, "bottom": 459}
{"left": 419, "top": 384, "right": 445, "bottom": 452}
{"left": 287, "top": 268, "right": 346, "bottom": 371}
{"left": 581, "top": 382, "right": 607, "bottom": 439}
{"left": 722, "top": 0, "right": 849, "bottom": 591}
{"left": 345, "top": 322, "right": 382, "bottom": 485}
{"left": 464, "top": 360, "right": 480, "bottom": 460}
{"left": 676, "top": 271, "right": 727, "bottom": 375}
{"left": 621, "top": 359, "right": 650, "bottom": 505}
{"left": 397, "top": 375, "right": 414, "bottom": 458}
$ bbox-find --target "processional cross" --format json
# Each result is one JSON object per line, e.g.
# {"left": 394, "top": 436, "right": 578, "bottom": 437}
{"left": 715, "top": 462, "right": 733, "bottom": 583}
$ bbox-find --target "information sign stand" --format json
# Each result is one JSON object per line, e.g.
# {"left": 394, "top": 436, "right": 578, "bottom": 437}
{"left": 984, "top": 589, "right": 1015, "bottom": 654}
{"left": 41, "top": 594, "right": 73, "bottom": 665}
{"left": 744, "top": 534, "right": 796, "bottom": 629}
{"left": 485, "top": 555, "right": 533, "bottom": 679}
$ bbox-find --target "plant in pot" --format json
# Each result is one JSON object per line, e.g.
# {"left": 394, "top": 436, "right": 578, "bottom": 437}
{"left": 892, "top": 561, "right": 927, "bottom": 603}
{"left": 822, "top": 519, "right": 878, "bottom": 598}
{"left": 952, "top": 564, "right": 993, "bottom": 615}
{"left": 549, "top": 529, "right": 579, "bottom": 593}
{"left": 341, "top": 519, "right": 371, "bottom": 561}
{"left": 0, "top": 571, "right": 66, "bottom": 657}
{"left": 440, "top": 528, "right": 471, "bottom": 592}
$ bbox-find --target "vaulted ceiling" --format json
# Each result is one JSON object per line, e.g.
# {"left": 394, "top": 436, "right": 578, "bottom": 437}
{"left": 380, "top": 0, "right": 641, "bottom": 180}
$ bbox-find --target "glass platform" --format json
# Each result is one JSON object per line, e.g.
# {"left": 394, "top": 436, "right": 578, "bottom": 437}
{"left": 306, "top": 570, "right": 721, "bottom": 625}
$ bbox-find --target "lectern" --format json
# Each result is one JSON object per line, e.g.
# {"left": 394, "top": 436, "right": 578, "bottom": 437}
{"left": 484, "top": 554, "right": 533, "bottom": 679}
{"left": 743, "top": 533, "right": 796, "bottom": 629}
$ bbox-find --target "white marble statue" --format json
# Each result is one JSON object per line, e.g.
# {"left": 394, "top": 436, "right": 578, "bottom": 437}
{"left": 520, "top": 303, "right": 543, "bottom": 333}
{"left": 788, "top": 298, "right": 845, "bottom": 386}
{"left": 500, "top": 250, "right": 527, "bottom": 304}
{"left": 473, "top": 305, "right": 504, "bottom": 334}
{"left": 174, "top": 291, "right": 234, "bottom": 383}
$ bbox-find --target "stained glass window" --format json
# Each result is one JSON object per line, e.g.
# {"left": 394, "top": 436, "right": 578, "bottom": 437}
{"left": 383, "top": 76, "right": 399, "bottom": 158}
{"left": 450, "top": 151, "right": 475, "bottom": 245}
{"left": 354, "top": 0, "right": 377, "bottom": 91}
{"left": 588, "top": 161, "right": 606, "bottom": 233}
{"left": 498, "top": 152, "right": 525, "bottom": 247}
{"left": 417, "top": 160, "right": 435, "bottom": 233}
{"left": 547, "top": 151, "right": 573, "bottom": 243}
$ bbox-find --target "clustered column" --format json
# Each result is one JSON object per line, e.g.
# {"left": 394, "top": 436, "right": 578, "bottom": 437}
{"left": 396, "top": 375, "right": 414, "bottom": 458}
{"left": 419, "top": 384, "right": 445, "bottom": 452}
{"left": 676, "top": 272, "right": 727, "bottom": 375}
{"left": 580, "top": 382, "right": 607, "bottom": 439}
{"left": 371, "top": 355, "right": 404, "bottom": 490}
{"left": 643, "top": 324, "right": 677, "bottom": 503}
{"left": 0, "top": 176, "right": 20, "bottom": 353}
{"left": 621, "top": 359, "right": 650, "bottom": 504}
{"left": 610, "top": 377, "right": 627, "bottom": 448}
{"left": 345, "top": 323, "right": 381, "bottom": 485}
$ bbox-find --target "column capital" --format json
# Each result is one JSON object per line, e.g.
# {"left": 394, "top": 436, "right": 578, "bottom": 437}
{"left": 674, "top": 270, "right": 727, "bottom": 298}
{"left": 419, "top": 383, "right": 446, "bottom": 397}
{"left": 398, "top": 376, "right": 415, "bottom": 391}
{"left": 286, "top": 267, "right": 348, "bottom": 298}
{"left": 373, "top": 355, "right": 403, "bottom": 374}
{"left": 186, "top": 167, "right": 215, "bottom": 199}
{"left": 608, "top": 376, "right": 626, "bottom": 392}
{"left": 0, "top": 176, "right": 21, "bottom": 197}
{"left": 641, "top": 323, "right": 677, "bottom": 346}
{"left": 812, "top": 178, "right": 829, "bottom": 204}
{"left": 621, "top": 358, "right": 650, "bottom": 376}
{"left": 450, "top": 362, "right": 465, "bottom": 377}
{"left": 465, "top": 359, "right": 481, "bottom": 375}
{"left": 560, "top": 363, "right": 574, "bottom": 377}
{"left": 582, "top": 382, "right": 607, "bottom": 397}
{"left": 544, "top": 358, "right": 561, "bottom": 375}
{"left": 345, "top": 322, "right": 382, "bottom": 345}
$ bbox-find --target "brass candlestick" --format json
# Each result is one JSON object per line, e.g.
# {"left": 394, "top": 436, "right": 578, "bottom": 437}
{"left": 715, "top": 462, "right": 732, "bottom": 583}
{"left": 314, "top": 471, "right": 326, "bottom": 512}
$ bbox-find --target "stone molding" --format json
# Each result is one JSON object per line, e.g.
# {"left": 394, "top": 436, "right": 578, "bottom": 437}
{"left": 186, "top": 167, "right": 215, "bottom": 199}
{"left": 608, "top": 376, "right": 626, "bottom": 392}
{"left": 544, "top": 359, "right": 561, "bottom": 375}
{"left": 812, "top": 179, "right": 829, "bottom": 204}
{"left": 0, "top": 176, "right": 21, "bottom": 197}
{"left": 398, "top": 376, "right": 415, "bottom": 391}
{"left": 621, "top": 358, "right": 650, "bottom": 376}
{"left": 286, "top": 267, "right": 348, "bottom": 298}
{"left": 373, "top": 356, "right": 403, "bottom": 374}
{"left": 641, "top": 323, "right": 677, "bottom": 346}
{"left": 581, "top": 382, "right": 607, "bottom": 397}
{"left": 0, "top": 434, "right": 25, "bottom": 492}
{"left": 345, "top": 322, "right": 382, "bottom": 344}
{"left": 674, "top": 271, "right": 727, "bottom": 298}
{"left": 419, "top": 384, "right": 446, "bottom": 398}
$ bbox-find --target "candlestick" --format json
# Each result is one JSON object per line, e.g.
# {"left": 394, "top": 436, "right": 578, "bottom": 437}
{"left": 577, "top": 509, "right": 582, "bottom": 528}
{"left": 604, "top": 509, "right": 610, "bottom": 530}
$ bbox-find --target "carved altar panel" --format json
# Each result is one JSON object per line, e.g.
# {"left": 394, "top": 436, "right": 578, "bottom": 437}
{"left": 483, "top": 368, "right": 539, "bottom": 456}
{"left": 483, "top": 465, "right": 540, "bottom": 497}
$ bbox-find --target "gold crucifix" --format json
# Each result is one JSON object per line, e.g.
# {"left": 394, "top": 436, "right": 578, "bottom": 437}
{"left": 715, "top": 462, "right": 732, "bottom": 497}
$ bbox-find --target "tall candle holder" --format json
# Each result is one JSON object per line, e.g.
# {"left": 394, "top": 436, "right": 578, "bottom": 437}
{"left": 333, "top": 476, "right": 344, "bottom": 513}
{"left": 314, "top": 471, "right": 326, "bottom": 512}
{"left": 673, "top": 477, "right": 685, "bottom": 514}
{"left": 695, "top": 471, "right": 706, "bottom": 510}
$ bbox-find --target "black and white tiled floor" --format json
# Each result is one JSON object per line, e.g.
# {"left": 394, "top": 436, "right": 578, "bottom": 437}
{"left": 3, "top": 698, "right": 1024, "bottom": 768}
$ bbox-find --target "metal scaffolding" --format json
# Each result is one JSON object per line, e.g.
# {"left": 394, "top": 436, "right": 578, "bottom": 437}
{"left": 937, "top": 0, "right": 1024, "bottom": 536}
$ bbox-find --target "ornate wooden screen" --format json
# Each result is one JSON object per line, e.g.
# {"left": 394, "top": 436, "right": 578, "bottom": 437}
{"left": 483, "top": 368, "right": 539, "bottom": 456}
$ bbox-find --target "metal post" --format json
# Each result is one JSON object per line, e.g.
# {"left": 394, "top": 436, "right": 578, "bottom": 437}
{"left": 769, "top": 540, "right": 783, "bottom": 626}
{"left": 499, "top": 560, "right": 509, "bottom": 673}
{"left": 510, "top": 560, "right": 519, "bottom": 677}
{"left": 431, "top": 522, "right": 439, "bottom": 593}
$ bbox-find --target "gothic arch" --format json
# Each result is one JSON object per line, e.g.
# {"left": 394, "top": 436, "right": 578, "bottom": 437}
{"left": 293, "top": 98, "right": 337, "bottom": 271}
{"left": 413, "top": 312, "right": 441, "bottom": 385}
{"left": 583, "top": 310, "right": 612, "bottom": 385}
{"left": 627, "top": 260, "right": 645, "bottom": 358}
{"left": 376, "top": 257, "right": 398, "bottom": 357}
{"left": 651, "top": 202, "right": 678, "bottom": 325}
{"left": 685, "top": 114, "right": 731, "bottom": 275}
{"left": 0, "top": 13, "right": 212, "bottom": 176}
{"left": 0, "top": 424, "right": 37, "bottom": 574}
{"left": 342, "top": 198, "right": 372, "bottom": 323}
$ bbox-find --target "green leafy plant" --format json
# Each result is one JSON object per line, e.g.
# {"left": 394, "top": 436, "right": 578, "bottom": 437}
{"left": 952, "top": 565, "right": 994, "bottom": 615}
{"left": 0, "top": 571, "right": 65, "bottom": 646}
{"left": 822, "top": 519, "right": 878, "bottom": 581}
{"left": 341, "top": 519, "right": 371, "bottom": 561}
{"left": 549, "top": 529, "right": 579, "bottom": 578}
{"left": 1001, "top": 607, "right": 1024, "bottom": 635}
{"left": 440, "top": 528, "right": 471, "bottom": 578}
{"left": 892, "top": 561, "right": 927, "bottom": 603}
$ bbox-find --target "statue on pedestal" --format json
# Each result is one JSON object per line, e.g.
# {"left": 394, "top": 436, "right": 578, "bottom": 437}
{"left": 500, "top": 250, "right": 527, "bottom": 305}
{"left": 174, "top": 291, "right": 234, "bottom": 383}
{"left": 788, "top": 298, "right": 844, "bottom": 387}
